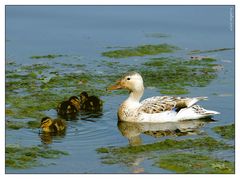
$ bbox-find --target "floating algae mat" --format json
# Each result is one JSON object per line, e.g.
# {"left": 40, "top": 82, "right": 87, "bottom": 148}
{"left": 188, "top": 48, "right": 234, "bottom": 55}
{"left": 5, "top": 61, "right": 116, "bottom": 122}
{"left": 155, "top": 153, "right": 234, "bottom": 174}
{"left": 97, "top": 137, "right": 233, "bottom": 155}
{"left": 30, "top": 54, "right": 66, "bottom": 59}
{"left": 6, "top": 144, "right": 68, "bottom": 169}
{"left": 141, "top": 57, "right": 219, "bottom": 95}
{"left": 212, "top": 124, "right": 235, "bottom": 140}
{"left": 96, "top": 137, "right": 233, "bottom": 166}
{"left": 6, "top": 91, "right": 63, "bottom": 119}
{"left": 6, "top": 120, "right": 40, "bottom": 130}
{"left": 102, "top": 44, "right": 179, "bottom": 58}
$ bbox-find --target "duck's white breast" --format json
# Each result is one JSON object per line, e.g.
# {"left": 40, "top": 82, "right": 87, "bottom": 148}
{"left": 138, "top": 110, "right": 178, "bottom": 123}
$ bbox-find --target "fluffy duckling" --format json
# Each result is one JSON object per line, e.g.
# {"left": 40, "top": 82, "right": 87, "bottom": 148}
{"left": 69, "top": 96, "right": 81, "bottom": 111}
{"left": 79, "top": 91, "right": 103, "bottom": 112}
{"left": 79, "top": 91, "right": 89, "bottom": 105}
{"left": 57, "top": 96, "right": 80, "bottom": 117}
{"left": 40, "top": 117, "right": 66, "bottom": 133}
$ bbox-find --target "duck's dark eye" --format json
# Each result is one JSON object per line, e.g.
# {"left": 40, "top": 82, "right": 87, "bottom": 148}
{"left": 127, "top": 77, "right": 130, "bottom": 80}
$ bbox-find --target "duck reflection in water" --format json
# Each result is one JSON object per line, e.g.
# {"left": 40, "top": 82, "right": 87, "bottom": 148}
{"left": 39, "top": 131, "right": 66, "bottom": 144}
{"left": 118, "top": 119, "right": 213, "bottom": 146}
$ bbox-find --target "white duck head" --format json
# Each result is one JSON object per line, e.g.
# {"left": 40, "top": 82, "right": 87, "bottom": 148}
{"left": 107, "top": 72, "right": 144, "bottom": 102}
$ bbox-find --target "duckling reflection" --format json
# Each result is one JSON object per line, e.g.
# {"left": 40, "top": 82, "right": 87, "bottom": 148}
{"left": 39, "top": 131, "right": 66, "bottom": 144}
{"left": 118, "top": 119, "right": 210, "bottom": 146}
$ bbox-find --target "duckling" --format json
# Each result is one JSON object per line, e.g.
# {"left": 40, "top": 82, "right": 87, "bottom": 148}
{"left": 68, "top": 96, "right": 81, "bottom": 111}
{"left": 57, "top": 99, "right": 79, "bottom": 117}
{"left": 40, "top": 117, "right": 66, "bottom": 133}
{"left": 79, "top": 91, "right": 103, "bottom": 112}
{"left": 83, "top": 95, "right": 103, "bottom": 111}
{"left": 79, "top": 91, "right": 89, "bottom": 105}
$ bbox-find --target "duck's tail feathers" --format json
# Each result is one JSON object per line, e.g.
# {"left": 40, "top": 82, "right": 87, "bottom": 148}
{"left": 203, "top": 109, "right": 220, "bottom": 116}
{"left": 187, "top": 96, "right": 208, "bottom": 108}
{"left": 176, "top": 105, "right": 220, "bottom": 121}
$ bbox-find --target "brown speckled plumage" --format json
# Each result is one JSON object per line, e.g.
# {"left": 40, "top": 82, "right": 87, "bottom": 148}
{"left": 139, "top": 96, "right": 207, "bottom": 114}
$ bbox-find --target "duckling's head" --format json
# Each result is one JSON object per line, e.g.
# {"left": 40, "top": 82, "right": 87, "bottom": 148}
{"left": 69, "top": 96, "right": 79, "bottom": 102}
{"left": 107, "top": 72, "right": 144, "bottom": 92}
{"left": 69, "top": 96, "right": 80, "bottom": 105}
{"left": 80, "top": 91, "right": 89, "bottom": 104}
{"left": 40, "top": 117, "right": 53, "bottom": 129}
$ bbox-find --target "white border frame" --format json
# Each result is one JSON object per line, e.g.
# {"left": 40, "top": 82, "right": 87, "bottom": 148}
{"left": 1, "top": 0, "right": 239, "bottom": 178}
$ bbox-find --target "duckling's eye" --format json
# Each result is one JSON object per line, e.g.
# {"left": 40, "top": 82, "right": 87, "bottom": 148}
{"left": 127, "top": 77, "right": 130, "bottom": 80}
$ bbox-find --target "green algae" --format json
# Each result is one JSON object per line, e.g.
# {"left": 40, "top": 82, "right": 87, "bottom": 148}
{"left": 6, "top": 121, "right": 25, "bottom": 130}
{"left": 155, "top": 153, "right": 234, "bottom": 174}
{"left": 6, "top": 92, "right": 60, "bottom": 119}
{"left": 212, "top": 124, "right": 235, "bottom": 140}
{"left": 102, "top": 44, "right": 179, "bottom": 58}
{"left": 6, "top": 144, "right": 68, "bottom": 169}
{"left": 55, "top": 62, "right": 86, "bottom": 68}
{"left": 6, "top": 61, "right": 16, "bottom": 65}
{"left": 5, "top": 61, "right": 110, "bottom": 121}
{"left": 20, "top": 63, "right": 52, "bottom": 71}
{"left": 97, "top": 137, "right": 233, "bottom": 168}
{"left": 6, "top": 120, "right": 40, "bottom": 130}
{"left": 96, "top": 147, "right": 109, "bottom": 153}
{"left": 189, "top": 48, "right": 234, "bottom": 54}
{"left": 27, "top": 120, "right": 41, "bottom": 129}
{"left": 101, "top": 60, "right": 120, "bottom": 67}
{"left": 97, "top": 137, "right": 233, "bottom": 155}
{"left": 6, "top": 109, "right": 14, "bottom": 116}
{"left": 30, "top": 54, "right": 65, "bottom": 59}
{"left": 141, "top": 57, "right": 218, "bottom": 95}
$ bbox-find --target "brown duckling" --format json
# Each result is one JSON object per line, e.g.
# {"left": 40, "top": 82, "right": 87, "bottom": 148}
{"left": 68, "top": 96, "right": 81, "bottom": 111}
{"left": 79, "top": 91, "right": 89, "bottom": 105}
{"left": 40, "top": 117, "right": 66, "bottom": 133}
{"left": 79, "top": 91, "right": 103, "bottom": 112}
{"left": 57, "top": 99, "right": 79, "bottom": 117}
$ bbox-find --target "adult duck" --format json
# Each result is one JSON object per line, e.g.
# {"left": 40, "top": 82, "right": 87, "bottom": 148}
{"left": 107, "top": 72, "right": 219, "bottom": 123}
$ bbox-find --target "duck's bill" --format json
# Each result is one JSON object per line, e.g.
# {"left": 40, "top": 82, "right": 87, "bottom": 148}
{"left": 107, "top": 83, "right": 123, "bottom": 91}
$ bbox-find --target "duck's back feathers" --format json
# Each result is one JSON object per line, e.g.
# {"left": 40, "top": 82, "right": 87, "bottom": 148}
{"left": 139, "top": 96, "right": 208, "bottom": 114}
